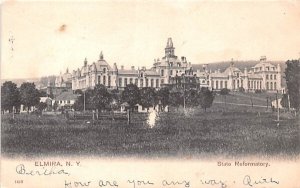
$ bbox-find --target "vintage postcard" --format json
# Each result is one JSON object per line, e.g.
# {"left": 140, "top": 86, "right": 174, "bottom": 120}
{"left": 1, "top": 0, "right": 300, "bottom": 188}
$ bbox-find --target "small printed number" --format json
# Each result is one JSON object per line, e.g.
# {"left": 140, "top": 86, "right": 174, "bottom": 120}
{"left": 15, "top": 180, "right": 23, "bottom": 184}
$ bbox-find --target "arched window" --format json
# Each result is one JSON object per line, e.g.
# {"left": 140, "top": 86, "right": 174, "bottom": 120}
{"left": 220, "top": 81, "right": 223, "bottom": 88}
{"left": 151, "top": 79, "right": 154, "bottom": 87}
{"left": 274, "top": 82, "right": 277, "bottom": 90}
{"left": 266, "top": 82, "right": 269, "bottom": 90}
{"left": 161, "top": 69, "right": 164, "bottom": 76}
{"left": 140, "top": 79, "right": 143, "bottom": 87}
{"left": 135, "top": 78, "right": 138, "bottom": 85}
{"left": 103, "top": 68, "right": 106, "bottom": 73}
{"left": 156, "top": 79, "right": 159, "bottom": 88}
{"left": 216, "top": 80, "right": 219, "bottom": 89}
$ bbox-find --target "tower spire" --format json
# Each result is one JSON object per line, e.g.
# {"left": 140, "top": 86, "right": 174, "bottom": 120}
{"left": 165, "top": 37, "right": 175, "bottom": 58}
{"left": 100, "top": 51, "right": 104, "bottom": 60}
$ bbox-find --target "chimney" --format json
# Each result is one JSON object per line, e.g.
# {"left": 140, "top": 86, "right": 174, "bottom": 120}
{"left": 260, "top": 56, "right": 267, "bottom": 62}
{"left": 131, "top": 66, "right": 135, "bottom": 70}
{"left": 181, "top": 56, "right": 185, "bottom": 61}
{"left": 121, "top": 65, "right": 124, "bottom": 70}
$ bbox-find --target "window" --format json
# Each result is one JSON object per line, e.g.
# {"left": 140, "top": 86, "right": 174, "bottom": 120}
{"left": 135, "top": 78, "right": 138, "bottom": 85}
{"left": 233, "top": 80, "right": 235, "bottom": 89}
{"left": 216, "top": 80, "right": 218, "bottom": 89}
{"left": 266, "top": 82, "right": 269, "bottom": 90}
{"left": 177, "top": 63, "right": 181, "bottom": 67}
{"left": 124, "top": 78, "right": 128, "bottom": 86}
{"left": 270, "top": 75, "right": 273, "bottom": 80}
{"left": 270, "top": 82, "right": 273, "bottom": 90}
{"left": 119, "top": 78, "right": 122, "bottom": 87}
{"left": 161, "top": 69, "right": 164, "bottom": 76}
{"left": 211, "top": 80, "right": 214, "bottom": 88}
{"left": 108, "top": 76, "right": 111, "bottom": 87}
{"left": 274, "top": 75, "right": 277, "bottom": 79}
{"left": 156, "top": 79, "right": 159, "bottom": 88}
{"left": 225, "top": 81, "right": 227, "bottom": 88}
{"left": 140, "top": 79, "right": 143, "bottom": 87}
{"left": 266, "top": 75, "right": 269, "bottom": 80}
{"left": 170, "top": 70, "right": 173, "bottom": 75}
{"left": 151, "top": 79, "right": 154, "bottom": 87}
{"left": 98, "top": 75, "right": 101, "bottom": 84}
{"left": 207, "top": 81, "right": 209, "bottom": 85}
{"left": 220, "top": 81, "right": 223, "bottom": 88}
{"left": 274, "top": 82, "right": 277, "bottom": 90}
{"left": 103, "top": 68, "right": 106, "bottom": 73}
{"left": 103, "top": 75, "right": 106, "bottom": 85}
{"left": 67, "top": 100, "right": 70, "bottom": 104}
{"left": 161, "top": 79, "right": 164, "bottom": 84}
{"left": 145, "top": 78, "right": 149, "bottom": 87}
{"left": 140, "top": 73, "right": 144, "bottom": 77}
{"left": 129, "top": 78, "right": 133, "bottom": 84}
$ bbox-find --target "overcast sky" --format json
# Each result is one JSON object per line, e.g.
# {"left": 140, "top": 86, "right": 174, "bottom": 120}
{"left": 1, "top": 0, "right": 300, "bottom": 79}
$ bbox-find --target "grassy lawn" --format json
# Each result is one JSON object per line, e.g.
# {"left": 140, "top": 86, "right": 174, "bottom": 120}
{"left": 1, "top": 109, "right": 299, "bottom": 158}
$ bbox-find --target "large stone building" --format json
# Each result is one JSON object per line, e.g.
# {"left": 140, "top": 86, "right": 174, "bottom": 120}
{"left": 71, "top": 38, "right": 193, "bottom": 91}
{"left": 196, "top": 56, "right": 282, "bottom": 92}
{"left": 60, "top": 38, "right": 282, "bottom": 93}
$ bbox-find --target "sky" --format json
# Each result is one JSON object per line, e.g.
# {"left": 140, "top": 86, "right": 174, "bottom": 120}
{"left": 1, "top": 0, "right": 300, "bottom": 79}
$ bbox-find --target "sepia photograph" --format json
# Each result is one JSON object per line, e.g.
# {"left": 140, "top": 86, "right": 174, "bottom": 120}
{"left": 1, "top": 1, "right": 300, "bottom": 187}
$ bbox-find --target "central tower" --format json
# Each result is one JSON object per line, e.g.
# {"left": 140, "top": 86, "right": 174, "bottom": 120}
{"left": 165, "top": 37, "right": 175, "bottom": 58}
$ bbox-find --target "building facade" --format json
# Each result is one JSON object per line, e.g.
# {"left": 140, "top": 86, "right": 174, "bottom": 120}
{"left": 62, "top": 38, "right": 282, "bottom": 93}
{"left": 196, "top": 56, "right": 282, "bottom": 92}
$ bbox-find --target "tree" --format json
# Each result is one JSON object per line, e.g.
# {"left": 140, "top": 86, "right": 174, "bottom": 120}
{"left": 140, "top": 87, "right": 157, "bottom": 111}
{"left": 110, "top": 89, "right": 121, "bottom": 111}
{"left": 20, "top": 82, "right": 40, "bottom": 113}
{"left": 285, "top": 59, "right": 300, "bottom": 111}
{"left": 39, "top": 90, "right": 47, "bottom": 97}
{"left": 121, "top": 84, "right": 140, "bottom": 124}
{"left": 36, "top": 102, "right": 47, "bottom": 112}
{"left": 157, "top": 87, "right": 170, "bottom": 111}
{"left": 281, "top": 94, "right": 289, "bottom": 110}
{"left": 73, "top": 89, "right": 93, "bottom": 111}
{"left": 121, "top": 84, "right": 140, "bottom": 109}
{"left": 199, "top": 87, "right": 214, "bottom": 112}
{"left": 220, "top": 88, "right": 230, "bottom": 95}
{"left": 169, "top": 91, "right": 183, "bottom": 110}
{"left": 90, "top": 84, "right": 112, "bottom": 112}
{"left": 185, "top": 88, "right": 200, "bottom": 107}
{"left": 1, "top": 81, "right": 21, "bottom": 113}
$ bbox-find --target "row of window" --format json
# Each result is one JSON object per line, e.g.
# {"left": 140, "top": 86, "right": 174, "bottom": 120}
{"left": 266, "top": 82, "right": 277, "bottom": 90}
{"left": 58, "top": 100, "right": 70, "bottom": 104}
{"left": 211, "top": 80, "right": 228, "bottom": 89}
{"left": 118, "top": 78, "right": 163, "bottom": 88}
{"left": 266, "top": 74, "right": 277, "bottom": 80}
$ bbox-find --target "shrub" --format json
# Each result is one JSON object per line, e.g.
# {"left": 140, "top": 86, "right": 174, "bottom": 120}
{"left": 238, "top": 87, "right": 245, "bottom": 93}
{"left": 220, "top": 88, "right": 230, "bottom": 95}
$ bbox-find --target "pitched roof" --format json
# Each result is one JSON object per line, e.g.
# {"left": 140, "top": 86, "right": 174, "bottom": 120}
{"left": 56, "top": 91, "right": 79, "bottom": 101}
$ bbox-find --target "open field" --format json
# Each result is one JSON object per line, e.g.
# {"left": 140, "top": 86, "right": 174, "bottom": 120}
{"left": 1, "top": 107, "right": 299, "bottom": 158}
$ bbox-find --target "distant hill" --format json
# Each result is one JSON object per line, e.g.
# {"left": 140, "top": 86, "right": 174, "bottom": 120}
{"left": 1, "top": 75, "right": 56, "bottom": 89}
{"left": 1, "top": 78, "right": 41, "bottom": 87}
